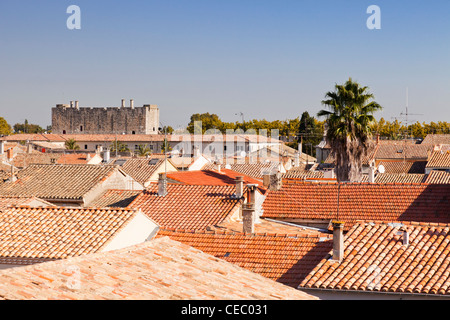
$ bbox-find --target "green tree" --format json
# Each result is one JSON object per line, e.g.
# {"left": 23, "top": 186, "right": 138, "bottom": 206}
{"left": 187, "top": 113, "right": 223, "bottom": 134}
{"left": 298, "top": 112, "right": 323, "bottom": 157}
{"left": 13, "top": 120, "right": 45, "bottom": 134}
{"left": 110, "top": 141, "right": 130, "bottom": 153}
{"left": 0, "top": 117, "right": 12, "bottom": 136}
{"left": 65, "top": 138, "right": 80, "bottom": 150}
{"left": 136, "top": 144, "right": 152, "bottom": 157}
{"left": 318, "top": 78, "right": 382, "bottom": 182}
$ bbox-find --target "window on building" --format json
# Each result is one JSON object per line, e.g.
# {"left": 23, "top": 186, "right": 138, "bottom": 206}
{"left": 80, "top": 126, "right": 83, "bottom": 132}
{"left": 132, "top": 131, "right": 136, "bottom": 135}
{"left": 84, "top": 145, "right": 88, "bottom": 150}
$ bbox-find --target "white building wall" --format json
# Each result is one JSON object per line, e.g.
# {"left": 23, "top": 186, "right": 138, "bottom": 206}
{"left": 101, "top": 211, "right": 159, "bottom": 252}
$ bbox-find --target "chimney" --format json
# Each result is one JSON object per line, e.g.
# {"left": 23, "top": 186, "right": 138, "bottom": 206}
{"left": 103, "top": 149, "right": 110, "bottom": 163}
{"left": 294, "top": 151, "right": 300, "bottom": 167}
{"left": 6, "top": 148, "right": 13, "bottom": 161}
{"left": 70, "top": 101, "right": 74, "bottom": 108}
{"left": 0, "top": 140, "right": 4, "bottom": 155}
{"left": 193, "top": 146, "right": 200, "bottom": 158}
{"left": 158, "top": 173, "right": 168, "bottom": 197}
{"left": 26, "top": 140, "right": 32, "bottom": 154}
{"left": 121, "top": 99, "right": 125, "bottom": 108}
{"left": 263, "top": 173, "right": 270, "bottom": 188}
{"left": 130, "top": 99, "right": 134, "bottom": 109}
{"left": 242, "top": 184, "right": 258, "bottom": 234}
{"left": 397, "top": 227, "right": 409, "bottom": 246}
{"left": 376, "top": 133, "right": 380, "bottom": 145}
{"left": 331, "top": 221, "right": 344, "bottom": 262}
{"left": 75, "top": 101, "right": 79, "bottom": 110}
{"left": 235, "top": 176, "right": 244, "bottom": 198}
{"left": 368, "top": 165, "right": 375, "bottom": 183}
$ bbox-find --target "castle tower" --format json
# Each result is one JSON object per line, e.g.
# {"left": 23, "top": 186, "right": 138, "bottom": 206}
{"left": 51, "top": 100, "right": 160, "bottom": 135}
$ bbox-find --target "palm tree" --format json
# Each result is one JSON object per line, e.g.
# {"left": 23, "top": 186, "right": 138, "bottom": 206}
{"left": 110, "top": 140, "right": 130, "bottom": 153}
{"left": 65, "top": 138, "right": 80, "bottom": 150}
{"left": 318, "top": 78, "right": 382, "bottom": 182}
{"left": 136, "top": 144, "right": 152, "bottom": 157}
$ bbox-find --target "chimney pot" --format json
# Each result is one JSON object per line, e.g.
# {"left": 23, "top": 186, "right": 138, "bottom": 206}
{"left": 332, "top": 221, "right": 344, "bottom": 262}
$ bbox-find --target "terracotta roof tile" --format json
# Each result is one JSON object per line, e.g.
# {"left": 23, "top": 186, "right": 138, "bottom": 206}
{"left": 0, "top": 237, "right": 315, "bottom": 300}
{"left": 425, "top": 171, "right": 450, "bottom": 184}
{"left": 300, "top": 221, "right": 450, "bottom": 296}
{"left": 0, "top": 164, "right": 118, "bottom": 200}
{"left": 422, "top": 134, "right": 450, "bottom": 145}
{"left": 166, "top": 169, "right": 265, "bottom": 190}
{"left": 378, "top": 161, "right": 427, "bottom": 174}
{"left": 0, "top": 206, "right": 140, "bottom": 264}
{"left": 426, "top": 150, "right": 450, "bottom": 168}
{"left": 129, "top": 184, "right": 243, "bottom": 230}
{"left": 156, "top": 229, "right": 332, "bottom": 288}
{"left": 262, "top": 181, "right": 450, "bottom": 231}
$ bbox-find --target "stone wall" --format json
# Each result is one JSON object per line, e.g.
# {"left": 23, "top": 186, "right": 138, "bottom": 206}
{"left": 52, "top": 102, "right": 159, "bottom": 135}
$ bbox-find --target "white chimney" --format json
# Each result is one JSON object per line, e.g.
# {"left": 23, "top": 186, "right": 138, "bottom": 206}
{"left": 130, "top": 99, "right": 134, "bottom": 109}
{"left": 294, "top": 152, "right": 300, "bottom": 167}
{"left": 368, "top": 165, "right": 375, "bottom": 183}
{"left": 103, "top": 150, "right": 110, "bottom": 163}
{"left": 332, "top": 221, "right": 344, "bottom": 262}
{"left": 0, "top": 140, "right": 4, "bottom": 155}
{"left": 158, "top": 173, "right": 168, "bottom": 197}
{"left": 235, "top": 176, "right": 244, "bottom": 198}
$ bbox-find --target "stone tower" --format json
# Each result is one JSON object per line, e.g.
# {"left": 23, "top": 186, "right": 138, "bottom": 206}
{"left": 51, "top": 100, "right": 160, "bottom": 135}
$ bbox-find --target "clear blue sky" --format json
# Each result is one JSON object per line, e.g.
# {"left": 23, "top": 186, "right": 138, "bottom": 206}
{"left": 1, "top": 0, "right": 449, "bottom": 129}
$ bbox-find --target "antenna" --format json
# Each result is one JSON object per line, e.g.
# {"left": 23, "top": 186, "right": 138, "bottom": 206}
{"left": 399, "top": 87, "right": 423, "bottom": 139}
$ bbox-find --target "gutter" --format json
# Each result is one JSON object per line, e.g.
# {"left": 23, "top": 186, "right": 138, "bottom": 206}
{"left": 298, "top": 286, "right": 450, "bottom": 300}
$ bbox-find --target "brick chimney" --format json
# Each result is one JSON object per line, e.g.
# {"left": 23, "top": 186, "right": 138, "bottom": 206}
{"left": 331, "top": 221, "right": 345, "bottom": 262}
{"left": 242, "top": 184, "right": 258, "bottom": 234}
{"left": 158, "top": 173, "right": 168, "bottom": 197}
{"left": 235, "top": 176, "right": 244, "bottom": 198}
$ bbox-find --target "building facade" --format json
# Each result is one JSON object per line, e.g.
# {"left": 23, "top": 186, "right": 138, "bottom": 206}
{"left": 51, "top": 100, "right": 160, "bottom": 135}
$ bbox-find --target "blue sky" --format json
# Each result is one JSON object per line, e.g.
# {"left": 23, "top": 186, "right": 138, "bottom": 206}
{"left": 0, "top": 0, "right": 449, "bottom": 129}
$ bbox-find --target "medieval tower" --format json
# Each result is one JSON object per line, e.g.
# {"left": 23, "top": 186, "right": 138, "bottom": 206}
{"left": 51, "top": 99, "right": 160, "bottom": 135}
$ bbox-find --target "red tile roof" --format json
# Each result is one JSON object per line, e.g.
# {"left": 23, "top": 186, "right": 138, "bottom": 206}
{"left": 0, "top": 206, "right": 142, "bottom": 264}
{"left": 377, "top": 160, "right": 427, "bottom": 174}
{"left": 426, "top": 150, "right": 450, "bottom": 168}
{"left": 0, "top": 237, "right": 316, "bottom": 300}
{"left": 422, "top": 134, "right": 450, "bottom": 145}
{"left": 156, "top": 228, "right": 332, "bottom": 288}
{"left": 128, "top": 184, "right": 243, "bottom": 230}
{"left": 425, "top": 170, "right": 450, "bottom": 184}
{"left": 300, "top": 221, "right": 450, "bottom": 296}
{"left": 166, "top": 169, "right": 266, "bottom": 191}
{"left": 262, "top": 181, "right": 450, "bottom": 231}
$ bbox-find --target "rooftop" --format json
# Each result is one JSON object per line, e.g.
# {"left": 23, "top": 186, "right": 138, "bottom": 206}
{"left": 0, "top": 206, "right": 143, "bottom": 264}
{"left": 262, "top": 181, "right": 450, "bottom": 231}
{"left": 300, "top": 221, "right": 450, "bottom": 296}
{"left": 0, "top": 164, "right": 120, "bottom": 201}
{"left": 129, "top": 184, "right": 244, "bottom": 230}
{"left": 0, "top": 237, "right": 316, "bottom": 300}
{"left": 156, "top": 228, "right": 332, "bottom": 288}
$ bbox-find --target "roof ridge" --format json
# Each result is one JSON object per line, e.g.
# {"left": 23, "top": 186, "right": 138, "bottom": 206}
{"left": 158, "top": 228, "right": 332, "bottom": 239}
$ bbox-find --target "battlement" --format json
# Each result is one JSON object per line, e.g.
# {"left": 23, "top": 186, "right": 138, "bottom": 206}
{"left": 52, "top": 100, "right": 160, "bottom": 135}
